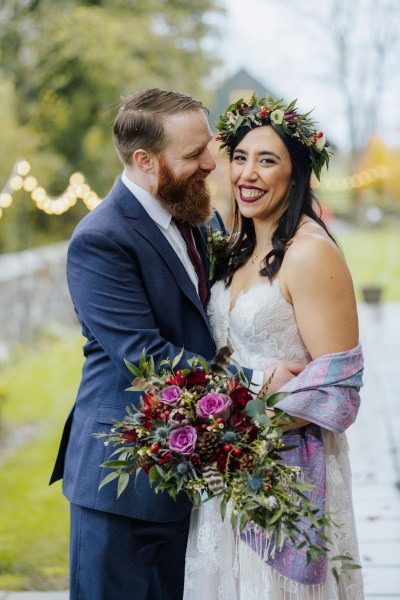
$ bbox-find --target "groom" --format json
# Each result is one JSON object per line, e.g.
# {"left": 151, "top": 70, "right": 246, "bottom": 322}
{"left": 50, "top": 88, "right": 301, "bottom": 600}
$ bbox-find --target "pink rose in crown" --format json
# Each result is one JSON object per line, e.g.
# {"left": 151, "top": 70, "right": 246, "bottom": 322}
{"left": 168, "top": 426, "right": 197, "bottom": 455}
{"left": 196, "top": 392, "right": 232, "bottom": 417}
{"left": 160, "top": 385, "right": 181, "bottom": 406}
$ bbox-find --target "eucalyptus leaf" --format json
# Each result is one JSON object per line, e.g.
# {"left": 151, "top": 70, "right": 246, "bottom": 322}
{"left": 245, "top": 398, "right": 266, "bottom": 419}
{"left": 307, "top": 510, "right": 322, "bottom": 529}
{"left": 101, "top": 459, "right": 131, "bottom": 469}
{"left": 124, "top": 358, "right": 142, "bottom": 377}
{"left": 171, "top": 347, "right": 185, "bottom": 369}
{"left": 117, "top": 472, "right": 130, "bottom": 497}
{"left": 275, "top": 527, "right": 282, "bottom": 549}
{"left": 139, "top": 349, "right": 147, "bottom": 372}
{"left": 331, "top": 554, "right": 357, "bottom": 562}
{"left": 126, "top": 385, "right": 149, "bottom": 392}
{"left": 266, "top": 391, "right": 290, "bottom": 407}
{"left": 268, "top": 508, "right": 283, "bottom": 525}
{"left": 233, "top": 115, "right": 244, "bottom": 135}
{"left": 155, "top": 464, "right": 167, "bottom": 479}
{"left": 149, "top": 465, "right": 162, "bottom": 483}
{"left": 239, "top": 511, "right": 248, "bottom": 532}
{"left": 341, "top": 563, "right": 361, "bottom": 571}
{"left": 243, "top": 501, "right": 259, "bottom": 510}
{"left": 296, "top": 541, "right": 307, "bottom": 550}
{"left": 255, "top": 414, "right": 269, "bottom": 426}
{"left": 134, "top": 467, "right": 142, "bottom": 489}
{"left": 158, "top": 358, "right": 171, "bottom": 368}
{"left": 98, "top": 471, "right": 120, "bottom": 490}
{"left": 219, "top": 496, "right": 227, "bottom": 521}
{"left": 148, "top": 355, "right": 155, "bottom": 375}
{"left": 195, "top": 356, "right": 209, "bottom": 373}
{"left": 109, "top": 447, "right": 130, "bottom": 458}
{"left": 277, "top": 444, "right": 301, "bottom": 452}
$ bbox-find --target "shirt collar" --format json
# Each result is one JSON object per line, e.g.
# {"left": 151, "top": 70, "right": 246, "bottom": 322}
{"left": 121, "top": 171, "right": 172, "bottom": 230}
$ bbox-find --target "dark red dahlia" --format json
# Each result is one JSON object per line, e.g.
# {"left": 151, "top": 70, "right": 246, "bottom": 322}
{"left": 185, "top": 369, "right": 208, "bottom": 389}
{"left": 190, "top": 453, "right": 202, "bottom": 467}
{"left": 229, "top": 386, "right": 253, "bottom": 410}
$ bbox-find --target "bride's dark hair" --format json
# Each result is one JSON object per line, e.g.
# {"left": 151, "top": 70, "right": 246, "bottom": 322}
{"left": 217, "top": 125, "right": 336, "bottom": 285}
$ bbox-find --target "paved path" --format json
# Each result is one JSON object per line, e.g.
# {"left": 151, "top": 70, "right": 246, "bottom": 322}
{"left": 348, "top": 302, "right": 400, "bottom": 598}
{"left": 1, "top": 302, "right": 399, "bottom": 599}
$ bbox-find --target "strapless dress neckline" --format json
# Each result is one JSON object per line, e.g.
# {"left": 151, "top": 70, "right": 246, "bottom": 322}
{"left": 207, "top": 278, "right": 311, "bottom": 371}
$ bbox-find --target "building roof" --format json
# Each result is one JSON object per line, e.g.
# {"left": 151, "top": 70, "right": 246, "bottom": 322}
{"left": 208, "top": 68, "right": 277, "bottom": 129}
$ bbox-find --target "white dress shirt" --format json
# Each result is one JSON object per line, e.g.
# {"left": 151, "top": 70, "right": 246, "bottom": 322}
{"left": 121, "top": 171, "right": 199, "bottom": 292}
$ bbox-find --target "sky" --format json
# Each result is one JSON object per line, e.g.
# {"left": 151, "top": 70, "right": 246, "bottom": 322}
{"left": 209, "top": 0, "right": 400, "bottom": 151}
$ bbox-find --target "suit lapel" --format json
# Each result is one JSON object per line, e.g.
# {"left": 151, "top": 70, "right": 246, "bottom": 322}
{"left": 114, "top": 180, "right": 209, "bottom": 323}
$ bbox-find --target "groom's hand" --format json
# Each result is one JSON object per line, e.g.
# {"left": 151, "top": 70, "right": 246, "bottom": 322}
{"left": 261, "top": 362, "right": 305, "bottom": 396}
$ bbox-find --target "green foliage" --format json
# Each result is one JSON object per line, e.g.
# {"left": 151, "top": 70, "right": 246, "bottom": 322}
{"left": 0, "top": 0, "right": 223, "bottom": 252}
{"left": 0, "top": 334, "right": 84, "bottom": 590}
{"left": 0, "top": 69, "right": 71, "bottom": 252}
{"left": 0, "top": 0, "right": 222, "bottom": 187}
{"left": 337, "top": 225, "right": 400, "bottom": 300}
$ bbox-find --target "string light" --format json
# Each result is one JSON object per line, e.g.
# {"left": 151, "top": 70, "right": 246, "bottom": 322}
{"left": 0, "top": 160, "right": 102, "bottom": 219}
{"left": 0, "top": 158, "right": 394, "bottom": 221}
{"left": 311, "top": 165, "right": 390, "bottom": 191}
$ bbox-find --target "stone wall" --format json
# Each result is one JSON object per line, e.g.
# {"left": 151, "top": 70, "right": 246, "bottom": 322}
{"left": 0, "top": 242, "right": 78, "bottom": 361}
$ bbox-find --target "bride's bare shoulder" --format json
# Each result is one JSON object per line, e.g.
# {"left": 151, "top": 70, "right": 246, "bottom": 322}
{"left": 285, "top": 221, "right": 342, "bottom": 265}
{"left": 280, "top": 219, "right": 354, "bottom": 298}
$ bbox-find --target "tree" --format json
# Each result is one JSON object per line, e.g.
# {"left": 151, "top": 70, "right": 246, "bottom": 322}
{"left": 358, "top": 137, "right": 400, "bottom": 205}
{"left": 0, "top": 0, "right": 223, "bottom": 250}
{"left": 0, "top": 68, "right": 73, "bottom": 252}
{"left": 282, "top": 0, "right": 400, "bottom": 177}
{"left": 0, "top": 0, "right": 223, "bottom": 195}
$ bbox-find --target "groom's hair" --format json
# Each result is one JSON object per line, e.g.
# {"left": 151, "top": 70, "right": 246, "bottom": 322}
{"left": 113, "top": 88, "right": 208, "bottom": 165}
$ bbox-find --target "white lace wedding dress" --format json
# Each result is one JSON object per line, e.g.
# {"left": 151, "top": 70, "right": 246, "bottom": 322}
{"left": 183, "top": 279, "right": 364, "bottom": 600}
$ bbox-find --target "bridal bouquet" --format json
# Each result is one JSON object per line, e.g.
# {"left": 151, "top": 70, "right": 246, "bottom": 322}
{"left": 95, "top": 347, "right": 330, "bottom": 559}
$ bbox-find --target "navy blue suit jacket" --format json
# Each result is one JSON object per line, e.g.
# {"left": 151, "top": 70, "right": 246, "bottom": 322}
{"left": 50, "top": 177, "right": 235, "bottom": 522}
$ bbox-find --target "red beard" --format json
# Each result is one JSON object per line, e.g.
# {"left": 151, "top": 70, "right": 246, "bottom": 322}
{"left": 152, "top": 156, "right": 212, "bottom": 226}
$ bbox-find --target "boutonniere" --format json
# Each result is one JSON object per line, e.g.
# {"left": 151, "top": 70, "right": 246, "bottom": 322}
{"left": 206, "top": 223, "right": 229, "bottom": 281}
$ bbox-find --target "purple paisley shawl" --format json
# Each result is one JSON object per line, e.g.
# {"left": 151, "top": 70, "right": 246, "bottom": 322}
{"left": 242, "top": 344, "right": 364, "bottom": 585}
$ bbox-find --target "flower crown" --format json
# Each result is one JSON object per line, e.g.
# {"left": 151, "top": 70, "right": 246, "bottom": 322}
{"left": 215, "top": 94, "right": 330, "bottom": 180}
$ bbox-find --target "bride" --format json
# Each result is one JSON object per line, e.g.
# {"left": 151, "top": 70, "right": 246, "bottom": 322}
{"left": 184, "top": 96, "right": 364, "bottom": 599}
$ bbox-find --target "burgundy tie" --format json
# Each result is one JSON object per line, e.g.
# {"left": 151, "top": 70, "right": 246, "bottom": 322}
{"left": 175, "top": 221, "right": 208, "bottom": 306}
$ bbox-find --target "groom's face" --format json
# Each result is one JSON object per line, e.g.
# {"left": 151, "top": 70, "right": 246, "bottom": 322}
{"left": 151, "top": 110, "right": 216, "bottom": 225}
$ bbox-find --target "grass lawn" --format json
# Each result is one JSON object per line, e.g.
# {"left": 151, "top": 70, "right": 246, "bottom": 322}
{"left": 336, "top": 225, "right": 400, "bottom": 301}
{"left": 0, "top": 334, "right": 83, "bottom": 591}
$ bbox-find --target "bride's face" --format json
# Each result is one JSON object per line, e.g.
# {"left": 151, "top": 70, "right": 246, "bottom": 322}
{"left": 230, "top": 126, "right": 293, "bottom": 223}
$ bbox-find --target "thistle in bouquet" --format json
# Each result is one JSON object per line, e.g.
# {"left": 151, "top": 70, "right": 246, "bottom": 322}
{"left": 95, "top": 347, "right": 334, "bottom": 563}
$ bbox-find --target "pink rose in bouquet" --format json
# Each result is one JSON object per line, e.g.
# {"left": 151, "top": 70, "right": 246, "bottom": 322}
{"left": 196, "top": 392, "right": 232, "bottom": 417}
{"left": 168, "top": 425, "right": 197, "bottom": 455}
{"left": 160, "top": 385, "right": 181, "bottom": 406}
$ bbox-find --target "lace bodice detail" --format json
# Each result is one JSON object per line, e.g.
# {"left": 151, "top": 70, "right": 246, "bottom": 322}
{"left": 207, "top": 278, "right": 311, "bottom": 370}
